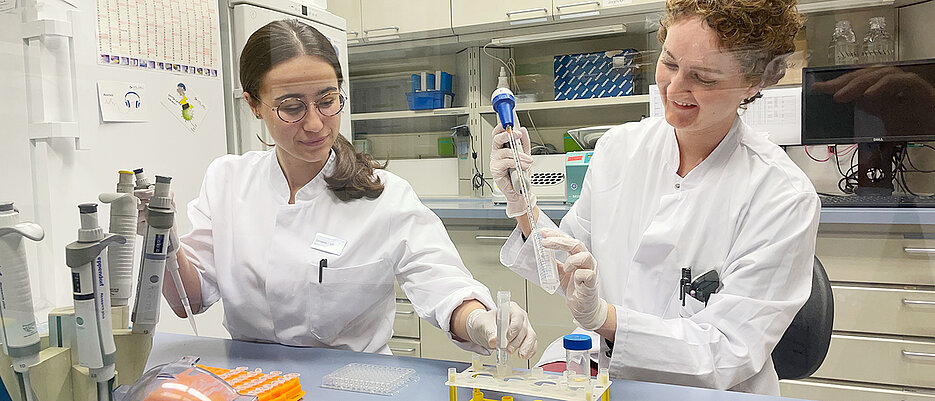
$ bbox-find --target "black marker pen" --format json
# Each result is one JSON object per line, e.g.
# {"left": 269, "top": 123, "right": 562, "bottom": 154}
{"left": 319, "top": 259, "right": 326, "bottom": 283}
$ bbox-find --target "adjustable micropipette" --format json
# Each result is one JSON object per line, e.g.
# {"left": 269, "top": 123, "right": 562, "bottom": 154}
{"left": 0, "top": 202, "right": 44, "bottom": 401}
{"left": 491, "top": 87, "right": 560, "bottom": 294}
{"left": 99, "top": 171, "right": 140, "bottom": 309}
{"left": 65, "top": 203, "right": 125, "bottom": 401}
{"left": 133, "top": 168, "right": 153, "bottom": 190}
{"left": 132, "top": 175, "right": 198, "bottom": 335}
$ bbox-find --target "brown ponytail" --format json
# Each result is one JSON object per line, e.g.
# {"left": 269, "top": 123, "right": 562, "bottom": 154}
{"left": 240, "top": 19, "right": 386, "bottom": 201}
{"left": 326, "top": 135, "right": 387, "bottom": 201}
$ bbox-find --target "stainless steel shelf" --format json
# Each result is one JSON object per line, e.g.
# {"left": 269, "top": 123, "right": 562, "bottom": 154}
{"left": 477, "top": 95, "right": 650, "bottom": 114}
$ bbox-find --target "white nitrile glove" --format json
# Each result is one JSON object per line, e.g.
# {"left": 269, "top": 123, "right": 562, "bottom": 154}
{"left": 465, "top": 302, "right": 538, "bottom": 360}
{"left": 490, "top": 125, "right": 536, "bottom": 218}
{"left": 540, "top": 229, "right": 608, "bottom": 331}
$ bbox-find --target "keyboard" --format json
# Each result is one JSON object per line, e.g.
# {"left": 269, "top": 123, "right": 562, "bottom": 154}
{"left": 819, "top": 194, "right": 935, "bottom": 208}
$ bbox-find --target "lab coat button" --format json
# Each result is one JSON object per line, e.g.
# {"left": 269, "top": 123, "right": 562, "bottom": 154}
{"left": 675, "top": 183, "right": 681, "bottom": 189}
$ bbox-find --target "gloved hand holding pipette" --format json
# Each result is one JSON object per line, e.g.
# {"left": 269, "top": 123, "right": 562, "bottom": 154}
{"left": 132, "top": 176, "right": 199, "bottom": 336}
{"left": 489, "top": 86, "right": 561, "bottom": 294}
{"left": 465, "top": 302, "right": 538, "bottom": 360}
{"left": 490, "top": 125, "right": 536, "bottom": 218}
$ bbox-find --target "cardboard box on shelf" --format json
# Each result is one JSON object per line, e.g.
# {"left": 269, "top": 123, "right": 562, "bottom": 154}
{"left": 777, "top": 27, "right": 808, "bottom": 86}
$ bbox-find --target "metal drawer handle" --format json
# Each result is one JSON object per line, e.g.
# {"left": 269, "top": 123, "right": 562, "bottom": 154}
{"left": 391, "top": 347, "right": 416, "bottom": 353}
{"left": 506, "top": 7, "right": 548, "bottom": 17}
{"left": 903, "top": 299, "right": 935, "bottom": 307}
{"left": 556, "top": 1, "right": 601, "bottom": 11}
{"left": 903, "top": 350, "right": 935, "bottom": 359}
{"left": 347, "top": 31, "right": 359, "bottom": 37}
{"left": 363, "top": 26, "right": 399, "bottom": 36}
{"left": 904, "top": 247, "right": 935, "bottom": 255}
{"left": 475, "top": 235, "right": 511, "bottom": 241}
{"left": 395, "top": 310, "right": 414, "bottom": 315}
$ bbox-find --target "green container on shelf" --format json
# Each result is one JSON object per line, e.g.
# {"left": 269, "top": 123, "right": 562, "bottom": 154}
{"left": 438, "top": 137, "right": 455, "bottom": 156}
{"left": 564, "top": 133, "right": 584, "bottom": 152}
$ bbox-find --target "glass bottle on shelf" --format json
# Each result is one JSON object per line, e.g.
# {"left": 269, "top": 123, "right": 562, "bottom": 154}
{"left": 828, "top": 20, "right": 858, "bottom": 65}
{"left": 860, "top": 17, "right": 895, "bottom": 64}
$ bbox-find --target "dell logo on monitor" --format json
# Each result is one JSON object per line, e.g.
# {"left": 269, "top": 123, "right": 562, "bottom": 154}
{"left": 872, "top": 137, "right": 885, "bottom": 141}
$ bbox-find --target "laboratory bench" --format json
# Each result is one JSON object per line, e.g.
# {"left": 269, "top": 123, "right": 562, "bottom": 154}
{"left": 420, "top": 197, "right": 935, "bottom": 225}
{"left": 412, "top": 197, "right": 935, "bottom": 401}
{"left": 146, "top": 332, "right": 802, "bottom": 401}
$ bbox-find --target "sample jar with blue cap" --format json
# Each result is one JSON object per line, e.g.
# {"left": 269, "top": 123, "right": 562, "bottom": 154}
{"left": 563, "top": 334, "right": 592, "bottom": 376}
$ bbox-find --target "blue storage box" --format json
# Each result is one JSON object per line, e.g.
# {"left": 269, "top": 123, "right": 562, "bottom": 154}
{"left": 406, "top": 91, "right": 454, "bottom": 110}
{"left": 411, "top": 71, "right": 454, "bottom": 92}
{"left": 554, "top": 49, "right": 638, "bottom": 101}
{"left": 438, "top": 72, "right": 453, "bottom": 92}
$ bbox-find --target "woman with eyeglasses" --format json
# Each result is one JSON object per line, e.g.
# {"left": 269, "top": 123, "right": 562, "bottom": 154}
{"left": 146, "top": 19, "right": 538, "bottom": 358}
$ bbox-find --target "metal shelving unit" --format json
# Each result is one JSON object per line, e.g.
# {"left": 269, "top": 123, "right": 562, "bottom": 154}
{"left": 477, "top": 95, "right": 651, "bottom": 114}
{"left": 350, "top": 108, "right": 470, "bottom": 121}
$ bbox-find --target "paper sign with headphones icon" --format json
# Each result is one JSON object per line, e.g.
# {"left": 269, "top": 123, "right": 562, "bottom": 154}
{"left": 97, "top": 81, "right": 147, "bottom": 122}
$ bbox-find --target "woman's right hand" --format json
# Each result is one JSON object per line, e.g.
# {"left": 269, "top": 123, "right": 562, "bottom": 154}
{"left": 489, "top": 125, "right": 535, "bottom": 218}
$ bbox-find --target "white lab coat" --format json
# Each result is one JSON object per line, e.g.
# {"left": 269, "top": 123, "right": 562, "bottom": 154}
{"left": 501, "top": 117, "right": 820, "bottom": 395}
{"left": 180, "top": 149, "right": 494, "bottom": 354}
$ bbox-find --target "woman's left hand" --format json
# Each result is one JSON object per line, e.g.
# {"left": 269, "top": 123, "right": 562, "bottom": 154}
{"left": 540, "top": 229, "right": 609, "bottom": 331}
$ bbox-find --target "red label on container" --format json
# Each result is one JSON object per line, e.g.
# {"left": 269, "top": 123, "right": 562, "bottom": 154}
{"left": 567, "top": 156, "right": 584, "bottom": 161}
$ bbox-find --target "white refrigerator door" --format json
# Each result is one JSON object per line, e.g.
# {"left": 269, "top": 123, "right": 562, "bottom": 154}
{"left": 229, "top": 3, "right": 351, "bottom": 154}
{"left": 2, "top": 0, "right": 229, "bottom": 310}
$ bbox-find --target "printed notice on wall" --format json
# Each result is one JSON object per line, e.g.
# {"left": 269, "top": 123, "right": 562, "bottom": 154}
{"left": 739, "top": 87, "right": 802, "bottom": 146}
{"left": 96, "top": 0, "right": 220, "bottom": 78}
{"left": 0, "top": 0, "right": 15, "bottom": 13}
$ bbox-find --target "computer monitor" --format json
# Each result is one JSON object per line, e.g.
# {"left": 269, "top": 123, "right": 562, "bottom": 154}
{"left": 802, "top": 58, "right": 935, "bottom": 195}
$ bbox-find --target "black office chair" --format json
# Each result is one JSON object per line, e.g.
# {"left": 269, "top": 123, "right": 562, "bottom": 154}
{"left": 771, "top": 256, "right": 834, "bottom": 380}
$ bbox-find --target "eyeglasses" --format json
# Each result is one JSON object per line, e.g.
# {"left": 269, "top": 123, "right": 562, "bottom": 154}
{"left": 258, "top": 92, "right": 346, "bottom": 123}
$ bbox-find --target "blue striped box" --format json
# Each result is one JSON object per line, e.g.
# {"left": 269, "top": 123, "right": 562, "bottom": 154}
{"left": 554, "top": 49, "right": 638, "bottom": 101}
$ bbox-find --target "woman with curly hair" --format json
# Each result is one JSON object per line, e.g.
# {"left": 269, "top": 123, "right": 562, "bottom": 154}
{"left": 491, "top": 0, "right": 818, "bottom": 394}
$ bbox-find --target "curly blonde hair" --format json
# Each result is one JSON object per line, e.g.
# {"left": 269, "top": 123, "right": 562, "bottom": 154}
{"left": 657, "top": 0, "right": 805, "bottom": 96}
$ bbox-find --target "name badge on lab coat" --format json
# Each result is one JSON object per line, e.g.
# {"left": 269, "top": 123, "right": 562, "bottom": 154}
{"left": 311, "top": 233, "right": 347, "bottom": 255}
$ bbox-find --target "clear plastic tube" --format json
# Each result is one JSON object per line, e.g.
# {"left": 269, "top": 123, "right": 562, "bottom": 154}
{"left": 496, "top": 291, "right": 510, "bottom": 365}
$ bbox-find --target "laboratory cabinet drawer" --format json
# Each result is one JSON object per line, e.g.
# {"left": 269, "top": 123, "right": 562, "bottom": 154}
{"left": 393, "top": 300, "right": 420, "bottom": 339}
{"left": 813, "top": 334, "right": 935, "bottom": 388}
{"left": 780, "top": 379, "right": 935, "bottom": 401}
{"left": 451, "top": 0, "right": 552, "bottom": 31}
{"left": 817, "top": 233, "right": 935, "bottom": 286}
{"left": 388, "top": 338, "right": 420, "bottom": 358}
{"left": 832, "top": 285, "right": 935, "bottom": 337}
{"left": 526, "top": 280, "right": 576, "bottom": 366}
{"left": 394, "top": 280, "right": 407, "bottom": 300}
{"left": 446, "top": 227, "right": 528, "bottom": 310}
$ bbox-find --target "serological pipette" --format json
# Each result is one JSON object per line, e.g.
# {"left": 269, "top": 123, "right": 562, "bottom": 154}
{"left": 491, "top": 87, "right": 560, "bottom": 294}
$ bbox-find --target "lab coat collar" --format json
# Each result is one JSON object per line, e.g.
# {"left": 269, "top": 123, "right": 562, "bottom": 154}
{"left": 267, "top": 148, "right": 337, "bottom": 203}
{"left": 664, "top": 116, "right": 743, "bottom": 190}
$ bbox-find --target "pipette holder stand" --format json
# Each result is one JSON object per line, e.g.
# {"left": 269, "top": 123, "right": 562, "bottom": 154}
{"left": 0, "top": 305, "right": 154, "bottom": 401}
{"left": 446, "top": 355, "right": 611, "bottom": 401}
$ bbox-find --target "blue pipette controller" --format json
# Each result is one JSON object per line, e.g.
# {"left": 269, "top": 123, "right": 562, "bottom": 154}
{"left": 492, "top": 88, "right": 516, "bottom": 129}
{"left": 491, "top": 87, "right": 525, "bottom": 195}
